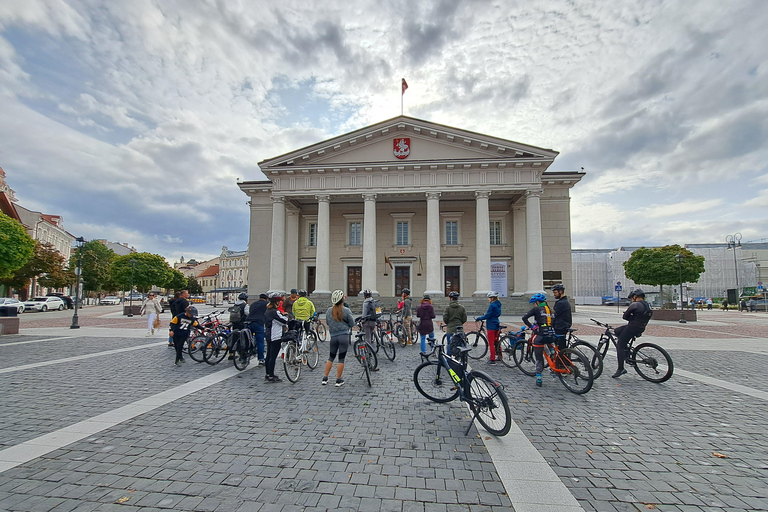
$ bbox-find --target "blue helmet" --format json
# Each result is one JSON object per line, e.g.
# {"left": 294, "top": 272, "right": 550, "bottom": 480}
{"left": 529, "top": 293, "right": 546, "bottom": 304}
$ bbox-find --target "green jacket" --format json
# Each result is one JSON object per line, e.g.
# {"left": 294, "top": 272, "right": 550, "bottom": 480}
{"left": 291, "top": 297, "right": 316, "bottom": 321}
{"left": 443, "top": 301, "right": 467, "bottom": 334}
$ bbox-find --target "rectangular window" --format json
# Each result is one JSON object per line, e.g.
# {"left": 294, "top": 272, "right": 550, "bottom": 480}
{"left": 490, "top": 221, "right": 502, "bottom": 245}
{"left": 349, "top": 222, "right": 362, "bottom": 246}
{"left": 396, "top": 221, "right": 409, "bottom": 245}
{"left": 446, "top": 221, "right": 458, "bottom": 245}
{"left": 308, "top": 223, "right": 317, "bottom": 247}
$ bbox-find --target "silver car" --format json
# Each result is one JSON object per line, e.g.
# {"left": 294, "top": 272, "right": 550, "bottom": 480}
{"left": 22, "top": 296, "right": 66, "bottom": 312}
{"left": 0, "top": 297, "right": 25, "bottom": 313}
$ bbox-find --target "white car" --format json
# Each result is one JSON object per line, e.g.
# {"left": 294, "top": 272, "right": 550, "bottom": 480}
{"left": 0, "top": 297, "right": 25, "bottom": 313}
{"left": 100, "top": 296, "right": 121, "bottom": 305}
{"left": 23, "top": 296, "right": 65, "bottom": 312}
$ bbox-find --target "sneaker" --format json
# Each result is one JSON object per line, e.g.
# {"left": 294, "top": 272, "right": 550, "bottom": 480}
{"left": 175, "top": 359, "right": 181, "bottom": 366}
{"left": 168, "top": 342, "right": 174, "bottom": 348}
{"left": 322, "top": 376, "right": 329, "bottom": 385}
{"left": 179, "top": 357, "right": 185, "bottom": 364}
{"left": 536, "top": 374, "right": 542, "bottom": 387}
{"left": 612, "top": 369, "right": 627, "bottom": 378}
{"left": 335, "top": 378, "right": 345, "bottom": 387}
{"left": 270, "top": 375, "right": 282, "bottom": 383}
{"left": 265, "top": 375, "right": 272, "bottom": 381}
{"left": 145, "top": 332, "right": 151, "bottom": 337}
{"left": 486, "top": 360, "right": 496, "bottom": 365}
{"left": 258, "top": 360, "right": 265, "bottom": 367}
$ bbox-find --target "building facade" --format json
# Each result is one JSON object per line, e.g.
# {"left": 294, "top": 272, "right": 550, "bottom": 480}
{"left": 239, "top": 116, "right": 583, "bottom": 299}
{"left": 218, "top": 246, "right": 248, "bottom": 291}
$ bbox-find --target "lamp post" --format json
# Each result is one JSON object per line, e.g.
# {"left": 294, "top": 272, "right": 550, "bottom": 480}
{"left": 725, "top": 233, "right": 742, "bottom": 303}
{"left": 675, "top": 253, "right": 687, "bottom": 324}
{"left": 128, "top": 258, "right": 137, "bottom": 317}
{"left": 213, "top": 273, "right": 218, "bottom": 307}
{"left": 70, "top": 237, "right": 85, "bottom": 329}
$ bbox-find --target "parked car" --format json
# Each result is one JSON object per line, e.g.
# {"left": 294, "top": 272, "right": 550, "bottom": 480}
{"left": 47, "top": 293, "right": 74, "bottom": 309}
{"left": 100, "top": 296, "right": 121, "bottom": 305}
{"left": 601, "top": 296, "right": 632, "bottom": 306}
{"left": 23, "top": 296, "right": 65, "bottom": 312}
{"left": 0, "top": 297, "right": 25, "bottom": 314}
{"left": 125, "top": 293, "right": 144, "bottom": 302}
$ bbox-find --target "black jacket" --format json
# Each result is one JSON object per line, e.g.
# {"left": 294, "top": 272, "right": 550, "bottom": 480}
{"left": 522, "top": 303, "right": 555, "bottom": 333}
{"left": 553, "top": 296, "right": 572, "bottom": 334}
{"left": 245, "top": 299, "right": 267, "bottom": 325}
{"left": 623, "top": 300, "right": 652, "bottom": 330}
{"left": 171, "top": 297, "right": 189, "bottom": 317}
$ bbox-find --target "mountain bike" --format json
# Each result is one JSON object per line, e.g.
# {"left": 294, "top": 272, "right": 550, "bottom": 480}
{"left": 512, "top": 330, "right": 594, "bottom": 394}
{"left": 413, "top": 339, "right": 511, "bottom": 436}
{"left": 230, "top": 328, "right": 255, "bottom": 371}
{"left": 309, "top": 312, "right": 327, "bottom": 342}
{"left": 282, "top": 321, "right": 318, "bottom": 382}
{"left": 563, "top": 328, "right": 604, "bottom": 379}
{"left": 187, "top": 311, "right": 225, "bottom": 362}
{"left": 590, "top": 319, "right": 673, "bottom": 383}
{"left": 496, "top": 325, "right": 526, "bottom": 368}
{"left": 354, "top": 317, "right": 381, "bottom": 370}
{"left": 353, "top": 331, "right": 377, "bottom": 387}
{"left": 202, "top": 326, "right": 231, "bottom": 365}
{"left": 393, "top": 311, "right": 417, "bottom": 347}
{"left": 376, "top": 316, "right": 397, "bottom": 361}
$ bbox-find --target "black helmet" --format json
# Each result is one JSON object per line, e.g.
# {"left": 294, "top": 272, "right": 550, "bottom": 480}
{"left": 290, "top": 288, "right": 298, "bottom": 295}
{"left": 298, "top": 289, "right": 307, "bottom": 297}
{"left": 630, "top": 289, "right": 645, "bottom": 298}
{"left": 363, "top": 289, "right": 372, "bottom": 298}
{"left": 238, "top": 292, "right": 248, "bottom": 300}
{"left": 448, "top": 291, "right": 459, "bottom": 299}
{"left": 422, "top": 294, "right": 431, "bottom": 300}
{"left": 186, "top": 305, "right": 198, "bottom": 316}
{"left": 552, "top": 284, "right": 564, "bottom": 292}
{"left": 402, "top": 288, "right": 410, "bottom": 296}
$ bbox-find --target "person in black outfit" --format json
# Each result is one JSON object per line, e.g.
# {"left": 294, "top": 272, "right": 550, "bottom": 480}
{"left": 245, "top": 293, "right": 269, "bottom": 366}
{"left": 521, "top": 293, "right": 555, "bottom": 387}
{"left": 264, "top": 292, "right": 289, "bottom": 382}
{"left": 613, "top": 289, "right": 653, "bottom": 378}
{"left": 551, "top": 284, "right": 572, "bottom": 352}
{"left": 169, "top": 305, "right": 199, "bottom": 365}
{"left": 167, "top": 291, "right": 183, "bottom": 347}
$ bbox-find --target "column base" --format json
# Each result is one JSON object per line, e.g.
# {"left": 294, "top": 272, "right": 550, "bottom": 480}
{"left": 310, "top": 289, "right": 332, "bottom": 299}
{"left": 511, "top": 292, "right": 526, "bottom": 297}
{"left": 424, "top": 289, "right": 444, "bottom": 298}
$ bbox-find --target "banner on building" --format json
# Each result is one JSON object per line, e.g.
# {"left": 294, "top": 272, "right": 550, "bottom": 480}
{"left": 490, "top": 261, "right": 508, "bottom": 297}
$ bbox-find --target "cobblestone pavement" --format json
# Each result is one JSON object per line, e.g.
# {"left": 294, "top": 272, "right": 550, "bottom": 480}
{"left": 0, "top": 305, "right": 766, "bottom": 511}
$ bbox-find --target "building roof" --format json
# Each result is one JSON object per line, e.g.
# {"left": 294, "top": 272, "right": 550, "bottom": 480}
{"left": 197, "top": 265, "right": 220, "bottom": 278}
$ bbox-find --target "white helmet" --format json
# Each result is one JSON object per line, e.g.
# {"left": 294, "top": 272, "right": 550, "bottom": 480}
{"left": 487, "top": 291, "right": 499, "bottom": 298}
{"left": 331, "top": 290, "right": 345, "bottom": 304}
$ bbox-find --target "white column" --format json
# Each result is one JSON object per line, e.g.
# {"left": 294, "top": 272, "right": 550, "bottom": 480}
{"left": 269, "top": 196, "right": 285, "bottom": 290}
{"left": 361, "top": 193, "right": 378, "bottom": 296}
{"left": 512, "top": 203, "right": 527, "bottom": 295}
{"left": 284, "top": 206, "right": 299, "bottom": 291}
{"left": 474, "top": 191, "right": 492, "bottom": 296}
{"left": 313, "top": 194, "right": 332, "bottom": 297}
{"left": 425, "top": 191, "right": 443, "bottom": 296}
{"left": 525, "top": 190, "right": 544, "bottom": 294}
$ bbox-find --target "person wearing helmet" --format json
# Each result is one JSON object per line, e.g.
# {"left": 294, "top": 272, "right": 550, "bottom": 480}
{"left": 400, "top": 288, "right": 413, "bottom": 345}
{"left": 416, "top": 294, "right": 436, "bottom": 352}
{"left": 322, "top": 290, "right": 356, "bottom": 387}
{"left": 613, "top": 289, "right": 653, "bottom": 378}
{"left": 283, "top": 289, "right": 299, "bottom": 319}
{"left": 443, "top": 291, "right": 467, "bottom": 345}
{"left": 226, "top": 292, "right": 250, "bottom": 360}
{"left": 476, "top": 291, "right": 502, "bottom": 364}
{"left": 245, "top": 293, "right": 269, "bottom": 366}
{"left": 361, "top": 289, "right": 378, "bottom": 348}
{"left": 168, "top": 304, "right": 200, "bottom": 366}
{"left": 264, "top": 292, "right": 288, "bottom": 382}
{"left": 291, "top": 289, "right": 316, "bottom": 334}
{"left": 522, "top": 293, "right": 556, "bottom": 387}
{"left": 551, "top": 284, "right": 572, "bottom": 353}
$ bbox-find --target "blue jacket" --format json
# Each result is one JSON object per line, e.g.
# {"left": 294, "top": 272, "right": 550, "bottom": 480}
{"left": 476, "top": 300, "right": 502, "bottom": 330}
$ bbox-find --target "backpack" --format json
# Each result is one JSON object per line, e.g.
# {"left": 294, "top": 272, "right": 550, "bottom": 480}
{"left": 228, "top": 303, "right": 244, "bottom": 324}
{"left": 364, "top": 299, "right": 380, "bottom": 321}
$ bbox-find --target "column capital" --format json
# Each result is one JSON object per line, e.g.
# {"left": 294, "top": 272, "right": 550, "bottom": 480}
{"left": 525, "top": 189, "right": 543, "bottom": 199}
{"left": 426, "top": 191, "right": 441, "bottom": 201}
{"left": 475, "top": 191, "right": 491, "bottom": 200}
{"left": 271, "top": 195, "right": 285, "bottom": 204}
{"left": 362, "top": 193, "right": 377, "bottom": 202}
{"left": 315, "top": 194, "right": 331, "bottom": 203}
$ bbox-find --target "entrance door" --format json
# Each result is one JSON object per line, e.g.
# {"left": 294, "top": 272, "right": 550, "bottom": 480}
{"left": 347, "top": 266, "right": 362, "bottom": 297}
{"left": 444, "top": 266, "right": 460, "bottom": 296}
{"left": 307, "top": 266, "right": 316, "bottom": 294}
{"left": 395, "top": 267, "right": 410, "bottom": 296}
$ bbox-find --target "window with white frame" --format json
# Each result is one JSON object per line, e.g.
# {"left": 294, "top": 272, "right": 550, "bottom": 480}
{"left": 445, "top": 221, "right": 458, "bottom": 245}
{"left": 390, "top": 212, "right": 415, "bottom": 247}
{"left": 308, "top": 222, "right": 317, "bottom": 247}
{"left": 397, "top": 221, "right": 409, "bottom": 245}
{"left": 489, "top": 211, "right": 508, "bottom": 246}
{"left": 490, "top": 221, "right": 502, "bottom": 245}
{"left": 349, "top": 222, "right": 362, "bottom": 245}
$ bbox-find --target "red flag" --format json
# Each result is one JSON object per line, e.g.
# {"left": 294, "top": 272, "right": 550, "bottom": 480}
{"left": 401, "top": 78, "right": 408, "bottom": 95}
{"left": 384, "top": 255, "right": 393, "bottom": 269}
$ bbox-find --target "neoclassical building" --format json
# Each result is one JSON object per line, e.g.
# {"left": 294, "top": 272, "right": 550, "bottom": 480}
{"left": 239, "top": 116, "right": 583, "bottom": 299}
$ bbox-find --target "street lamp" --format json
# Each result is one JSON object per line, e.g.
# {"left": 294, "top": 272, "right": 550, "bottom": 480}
{"left": 725, "top": 233, "right": 742, "bottom": 303}
{"left": 675, "top": 253, "right": 687, "bottom": 324}
{"left": 213, "top": 273, "right": 218, "bottom": 307}
{"left": 70, "top": 237, "right": 85, "bottom": 329}
{"left": 128, "top": 258, "right": 137, "bottom": 317}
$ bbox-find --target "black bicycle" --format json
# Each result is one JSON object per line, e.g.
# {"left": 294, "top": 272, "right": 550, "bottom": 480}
{"left": 413, "top": 329, "right": 511, "bottom": 436}
{"left": 563, "top": 328, "right": 604, "bottom": 379}
{"left": 353, "top": 331, "right": 377, "bottom": 387}
{"left": 590, "top": 319, "right": 673, "bottom": 383}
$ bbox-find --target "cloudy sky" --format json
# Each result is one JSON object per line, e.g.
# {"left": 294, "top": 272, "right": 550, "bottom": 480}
{"left": 1, "top": 0, "right": 766, "bottom": 262}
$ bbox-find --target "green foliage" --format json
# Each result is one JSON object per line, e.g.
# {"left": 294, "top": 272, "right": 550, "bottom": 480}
{"left": 110, "top": 253, "right": 172, "bottom": 292}
{"left": 71, "top": 240, "right": 116, "bottom": 293}
{"left": 187, "top": 277, "right": 203, "bottom": 295}
{"left": 0, "top": 212, "right": 35, "bottom": 278}
{"left": 623, "top": 245, "right": 706, "bottom": 287}
{"left": 0, "top": 241, "right": 71, "bottom": 291}
{"left": 165, "top": 268, "right": 188, "bottom": 291}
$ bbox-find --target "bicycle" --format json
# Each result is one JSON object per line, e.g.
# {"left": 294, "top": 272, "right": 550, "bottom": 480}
{"left": 282, "top": 321, "right": 318, "bottom": 382}
{"left": 353, "top": 331, "right": 377, "bottom": 387}
{"left": 375, "top": 315, "right": 397, "bottom": 361}
{"left": 495, "top": 325, "right": 525, "bottom": 368}
{"left": 413, "top": 339, "right": 512, "bottom": 436}
{"left": 393, "top": 311, "right": 417, "bottom": 347}
{"left": 201, "top": 325, "right": 231, "bottom": 365}
{"left": 463, "top": 320, "right": 491, "bottom": 360}
{"left": 354, "top": 317, "right": 381, "bottom": 370}
{"left": 511, "top": 329, "right": 594, "bottom": 394}
{"left": 563, "top": 328, "right": 604, "bottom": 379}
{"left": 309, "top": 312, "right": 327, "bottom": 342}
{"left": 590, "top": 319, "right": 674, "bottom": 383}
{"left": 230, "top": 328, "right": 255, "bottom": 371}
{"left": 187, "top": 311, "right": 225, "bottom": 362}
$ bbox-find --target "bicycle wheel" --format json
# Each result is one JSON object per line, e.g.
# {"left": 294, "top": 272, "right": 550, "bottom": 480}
{"left": 233, "top": 331, "right": 251, "bottom": 371}
{"left": 188, "top": 335, "right": 207, "bottom": 363}
{"left": 316, "top": 322, "right": 327, "bottom": 342}
{"left": 497, "top": 335, "right": 517, "bottom": 368}
{"left": 359, "top": 345, "right": 372, "bottom": 387}
{"left": 413, "top": 361, "right": 460, "bottom": 403}
{"left": 597, "top": 335, "right": 611, "bottom": 359}
{"left": 467, "top": 372, "right": 511, "bottom": 436}
{"left": 283, "top": 342, "right": 301, "bottom": 383}
{"left": 305, "top": 331, "right": 319, "bottom": 369}
{"left": 203, "top": 336, "right": 227, "bottom": 365}
{"left": 556, "top": 348, "right": 594, "bottom": 394}
{"left": 570, "top": 340, "right": 604, "bottom": 380}
{"left": 465, "top": 331, "right": 488, "bottom": 360}
{"left": 512, "top": 340, "right": 537, "bottom": 376}
{"left": 366, "top": 343, "right": 378, "bottom": 371}
{"left": 410, "top": 321, "right": 417, "bottom": 341}
{"left": 632, "top": 343, "right": 674, "bottom": 383}
{"left": 394, "top": 324, "right": 407, "bottom": 346}
{"left": 370, "top": 331, "right": 380, "bottom": 353}
{"left": 381, "top": 332, "right": 396, "bottom": 361}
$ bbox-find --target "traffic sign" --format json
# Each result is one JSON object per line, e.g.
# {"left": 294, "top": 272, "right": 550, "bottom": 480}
{"left": 615, "top": 285, "right": 623, "bottom": 292}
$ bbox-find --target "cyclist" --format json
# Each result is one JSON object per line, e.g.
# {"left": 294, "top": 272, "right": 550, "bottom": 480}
{"left": 521, "top": 292, "right": 555, "bottom": 387}
{"left": 322, "top": 290, "right": 355, "bottom": 387}
{"left": 169, "top": 305, "right": 200, "bottom": 366}
{"left": 400, "top": 288, "right": 413, "bottom": 345}
{"left": 612, "top": 289, "right": 652, "bottom": 378}
{"left": 291, "top": 289, "right": 316, "bottom": 337}
{"left": 443, "top": 291, "right": 467, "bottom": 346}
{"left": 361, "top": 289, "right": 377, "bottom": 347}
{"left": 264, "top": 291, "right": 289, "bottom": 382}
{"left": 476, "top": 291, "right": 502, "bottom": 364}
{"left": 552, "top": 284, "right": 572, "bottom": 352}
{"left": 282, "top": 289, "right": 298, "bottom": 318}
{"left": 245, "top": 292, "right": 269, "bottom": 366}
{"left": 416, "top": 294, "right": 436, "bottom": 352}
{"left": 228, "top": 292, "right": 249, "bottom": 360}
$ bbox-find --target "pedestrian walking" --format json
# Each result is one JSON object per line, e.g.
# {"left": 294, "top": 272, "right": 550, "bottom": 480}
{"left": 322, "top": 290, "right": 355, "bottom": 387}
{"left": 140, "top": 292, "right": 162, "bottom": 336}
{"left": 416, "top": 294, "right": 436, "bottom": 352}
{"left": 169, "top": 305, "right": 199, "bottom": 365}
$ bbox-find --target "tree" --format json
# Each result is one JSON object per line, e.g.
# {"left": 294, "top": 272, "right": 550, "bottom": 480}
{"left": 187, "top": 277, "right": 203, "bottom": 295}
{"left": 0, "top": 241, "right": 71, "bottom": 292}
{"left": 71, "top": 241, "right": 116, "bottom": 294}
{"left": 164, "top": 268, "right": 187, "bottom": 291}
{"left": 0, "top": 212, "right": 35, "bottom": 279}
{"left": 110, "top": 253, "right": 172, "bottom": 292}
{"left": 623, "top": 245, "right": 706, "bottom": 305}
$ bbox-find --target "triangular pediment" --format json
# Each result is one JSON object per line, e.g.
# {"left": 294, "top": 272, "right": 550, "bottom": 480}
{"left": 259, "top": 116, "right": 558, "bottom": 172}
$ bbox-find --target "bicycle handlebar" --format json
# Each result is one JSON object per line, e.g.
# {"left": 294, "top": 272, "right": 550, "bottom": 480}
{"left": 590, "top": 318, "right": 613, "bottom": 329}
